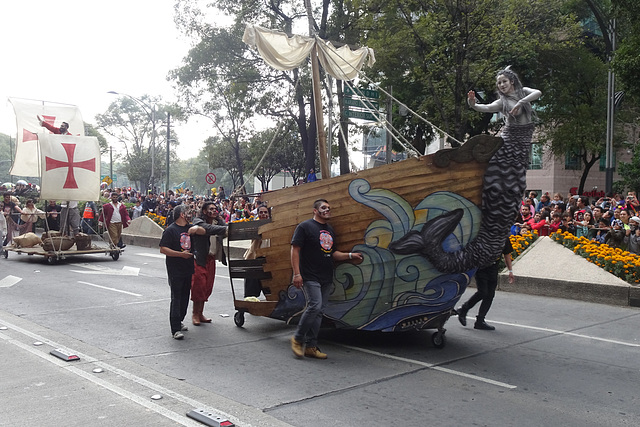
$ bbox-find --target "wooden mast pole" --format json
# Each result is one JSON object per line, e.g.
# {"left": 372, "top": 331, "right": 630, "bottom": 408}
{"left": 305, "top": 0, "right": 329, "bottom": 180}
{"left": 311, "top": 45, "right": 329, "bottom": 179}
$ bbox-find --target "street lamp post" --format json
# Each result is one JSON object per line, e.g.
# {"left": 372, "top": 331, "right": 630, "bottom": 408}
{"left": 108, "top": 91, "right": 157, "bottom": 194}
{"left": 109, "top": 146, "right": 113, "bottom": 187}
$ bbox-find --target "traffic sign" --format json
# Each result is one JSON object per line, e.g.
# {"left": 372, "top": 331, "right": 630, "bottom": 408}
{"left": 344, "top": 86, "right": 379, "bottom": 99}
{"left": 344, "top": 97, "right": 379, "bottom": 109}
{"left": 205, "top": 172, "right": 217, "bottom": 185}
{"left": 345, "top": 110, "right": 377, "bottom": 121}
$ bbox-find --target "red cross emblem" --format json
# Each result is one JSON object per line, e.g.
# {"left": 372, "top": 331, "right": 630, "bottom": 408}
{"left": 45, "top": 143, "right": 96, "bottom": 189}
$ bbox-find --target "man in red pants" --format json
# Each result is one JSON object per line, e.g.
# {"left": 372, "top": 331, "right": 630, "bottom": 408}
{"left": 189, "top": 202, "right": 227, "bottom": 326}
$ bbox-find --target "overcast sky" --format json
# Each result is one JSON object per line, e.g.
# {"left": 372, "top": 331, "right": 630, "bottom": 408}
{"left": 0, "top": 0, "right": 212, "bottom": 159}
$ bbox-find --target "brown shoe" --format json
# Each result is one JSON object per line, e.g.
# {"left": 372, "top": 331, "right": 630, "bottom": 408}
{"left": 192, "top": 314, "right": 201, "bottom": 326}
{"left": 304, "top": 347, "right": 327, "bottom": 359}
{"left": 291, "top": 337, "right": 303, "bottom": 358}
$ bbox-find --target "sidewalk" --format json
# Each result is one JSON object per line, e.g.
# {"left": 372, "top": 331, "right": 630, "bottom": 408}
{"left": 498, "top": 236, "right": 640, "bottom": 307}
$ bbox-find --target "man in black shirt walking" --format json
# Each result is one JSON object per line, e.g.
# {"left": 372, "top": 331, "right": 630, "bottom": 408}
{"left": 290, "top": 199, "right": 362, "bottom": 359}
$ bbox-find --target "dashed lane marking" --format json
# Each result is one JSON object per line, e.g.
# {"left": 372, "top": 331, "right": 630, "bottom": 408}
{"left": 0, "top": 275, "right": 22, "bottom": 288}
{"left": 77, "top": 281, "right": 143, "bottom": 297}
{"left": 491, "top": 319, "right": 640, "bottom": 347}
{"left": 336, "top": 344, "right": 518, "bottom": 389}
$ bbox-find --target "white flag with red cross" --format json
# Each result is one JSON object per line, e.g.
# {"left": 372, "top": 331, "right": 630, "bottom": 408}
{"left": 9, "top": 97, "right": 84, "bottom": 177}
{"left": 38, "top": 133, "right": 101, "bottom": 201}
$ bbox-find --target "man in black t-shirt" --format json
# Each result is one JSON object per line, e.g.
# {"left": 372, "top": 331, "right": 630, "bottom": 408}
{"left": 289, "top": 199, "right": 363, "bottom": 359}
{"left": 456, "top": 237, "right": 515, "bottom": 331}
{"left": 159, "top": 204, "right": 200, "bottom": 339}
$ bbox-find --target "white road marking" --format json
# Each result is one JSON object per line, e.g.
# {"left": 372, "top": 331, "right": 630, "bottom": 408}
{"left": 70, "top": 263, "right": 140, "bottom": 276}
{"left": 77, "top": 281, "right": 142, "bottom": 297}
{"left": 0, "top": 275, "right": 22, "bottom": 288}
{"left": 0, "top": 317, "right": 265, "bottom": 427}
{"left": 337, "top": 344, "right": 518, "bottom": 389}
{"left": 1, "top": 333, "right": 202, "bottom": 427}
{"left": 490, "top": 320, "right": 640, "bottom": 347}
{"left": 136, "top": 253, "right": 165, "bottom": 259}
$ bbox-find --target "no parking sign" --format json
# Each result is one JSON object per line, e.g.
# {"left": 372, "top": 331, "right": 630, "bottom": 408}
{"left": 205, "top": 173, "right": 216, "bottom": 185}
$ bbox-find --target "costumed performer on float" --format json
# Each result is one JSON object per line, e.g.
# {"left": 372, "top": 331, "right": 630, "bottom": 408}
{"left": 390, "top": 66, "right": 541, "bottom": 273}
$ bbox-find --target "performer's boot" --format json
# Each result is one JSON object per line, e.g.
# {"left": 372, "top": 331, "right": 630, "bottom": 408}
{"left": 192, "top": 301, "right": 201, "bottom": 326}
{"left": 474, "top": 316, "right": 495, "bottom": 330}
{"left": 456, "top": 303, "right": 469, "bottom": 327}
{"left": 199, "top": 301, "right": 212, "bottom": 323}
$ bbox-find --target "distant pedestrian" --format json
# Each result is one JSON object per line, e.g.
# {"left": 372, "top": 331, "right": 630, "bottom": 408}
{"left": 307, "top": 168, "right": 317, "bottom": 183}
{"left": 98, "top": 193, "right": 131, "bottom": 249}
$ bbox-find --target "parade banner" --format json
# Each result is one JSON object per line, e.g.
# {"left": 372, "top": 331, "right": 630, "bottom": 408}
{"left": 9, "top": 97, "right": 84, "bottom": 177}
{"left": 38, "top": 133, "right": 100, "bottom": 201}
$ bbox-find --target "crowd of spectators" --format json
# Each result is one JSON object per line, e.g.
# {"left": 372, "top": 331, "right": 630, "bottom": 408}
{"left": 1, "top": 182, "right": 270, "bottom": 248}
{"left": 512, "top": 190, "right": 640, "bottom": 254}
{"left": 95, "top": 187, "right": 268, "bottom": 227}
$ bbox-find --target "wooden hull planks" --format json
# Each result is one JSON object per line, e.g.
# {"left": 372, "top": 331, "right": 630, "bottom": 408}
{"left": 236, "top": 135, "right": 502, "bottom": 333}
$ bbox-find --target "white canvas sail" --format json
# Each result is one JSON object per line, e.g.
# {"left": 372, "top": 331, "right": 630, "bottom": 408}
{"left": 9, "top": 97, "right": 84, "bottom": 177}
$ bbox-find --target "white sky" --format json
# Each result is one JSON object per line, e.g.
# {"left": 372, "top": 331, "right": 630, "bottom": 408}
{"left": 0, "top": 0, "right": 212, "bottom": 160}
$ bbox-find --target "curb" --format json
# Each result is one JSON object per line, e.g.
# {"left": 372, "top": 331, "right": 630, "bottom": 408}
{"left": 498, "top": 236, "right": 640, "bottom": 307}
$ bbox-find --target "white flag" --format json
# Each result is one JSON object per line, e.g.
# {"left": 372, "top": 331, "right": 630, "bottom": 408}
{"left": 9, "top": 97, "right": 84, "bottom": 177}
{"left": 39, "top": 133, "right": 100, "bottom": 201}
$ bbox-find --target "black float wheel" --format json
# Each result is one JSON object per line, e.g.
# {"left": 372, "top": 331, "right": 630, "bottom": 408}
{"left": 234, "top": 311, "right": 245, "bottom": 327}
{"left": 431, "top": 331, "right": 446, "bottom": 349}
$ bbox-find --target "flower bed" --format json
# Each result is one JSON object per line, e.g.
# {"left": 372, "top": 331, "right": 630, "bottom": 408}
{"left": 497, "top": 231, "right": 537, "bottom": 270}
{"left": 551, "top": 231, "right": 640, "bottom": 284}
{"left": 145, "top": 212, "right": 167, "bottom": 228}
{"left": 510, "top": 231, "right": 537, "bottom": 258}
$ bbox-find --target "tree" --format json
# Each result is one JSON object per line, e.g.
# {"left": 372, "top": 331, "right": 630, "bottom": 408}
{"left": 95, "top": 96, "right": 179, "bottom": 192}
{"left": 536, "top": 43, "right": 611, "bottom": 195}
{"left": 203, "top": 135, "right": 248, "bottom": 193}
{"left": 171, "top": 0, "right": 339, "bottom": 179}
{"left": 84, "top": 123, "right": 109, "bottom": 154}
{"left": 0, "top": 133, "right": 13, "bottom": 184}
{"left": 357, "top": 0, "right": 581, "bottom": 149}
{"left": 246, "top": 127, "right": 285, "bottom": 192}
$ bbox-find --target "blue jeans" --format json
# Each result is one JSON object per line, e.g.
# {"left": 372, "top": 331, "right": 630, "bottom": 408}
{"left": 294, "top": 281, "right": 332, "bottom": 348}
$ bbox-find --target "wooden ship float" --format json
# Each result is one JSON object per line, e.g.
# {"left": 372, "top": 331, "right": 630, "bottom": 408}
{"left": 227, "top": 134, "right": 502, "bottom": 348}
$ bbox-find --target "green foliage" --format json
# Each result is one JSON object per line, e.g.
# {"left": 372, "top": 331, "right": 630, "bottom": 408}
{"left": 84, "top": 123, "right": 109, "bottom": 154}
{"left": 358, "top": 0, "right": 580, "bottom": 147}
{"left": 0, "top": 133, "right": 13, "bottom": 183}
{"left": 95, "top": 96, "right": 179, "bottom": 192}
{"left": 203, "top": 135, "right": 248, "bottom": 192}
{"left": 616, "top": 147, "right": 640, "bottom": 195}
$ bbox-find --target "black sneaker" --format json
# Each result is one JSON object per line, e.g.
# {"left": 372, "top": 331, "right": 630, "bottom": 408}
{"left": 474, "top": 320, "right": 495, "bottom": 330}
{"left": 457, "top": 306, "right": 468, "bottom": 326}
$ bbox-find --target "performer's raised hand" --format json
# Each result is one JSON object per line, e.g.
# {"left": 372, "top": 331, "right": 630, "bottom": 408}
{"left": 467, "top": 90, "right": 476, "bottom": 106}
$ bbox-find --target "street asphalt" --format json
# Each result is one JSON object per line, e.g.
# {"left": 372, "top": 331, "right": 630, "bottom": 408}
{"left": 1, "top": 235, "right": 638, "bottom": 426}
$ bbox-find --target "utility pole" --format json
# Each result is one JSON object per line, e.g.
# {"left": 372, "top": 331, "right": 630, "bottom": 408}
{"left": 605, "top": 19, "right": 616, "bottom": 194}
{"left": 166, "top": 112, "right": 171, "bottom": 194}
{"left": 109, "top": 146, "right": 113, "bottom": 187}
